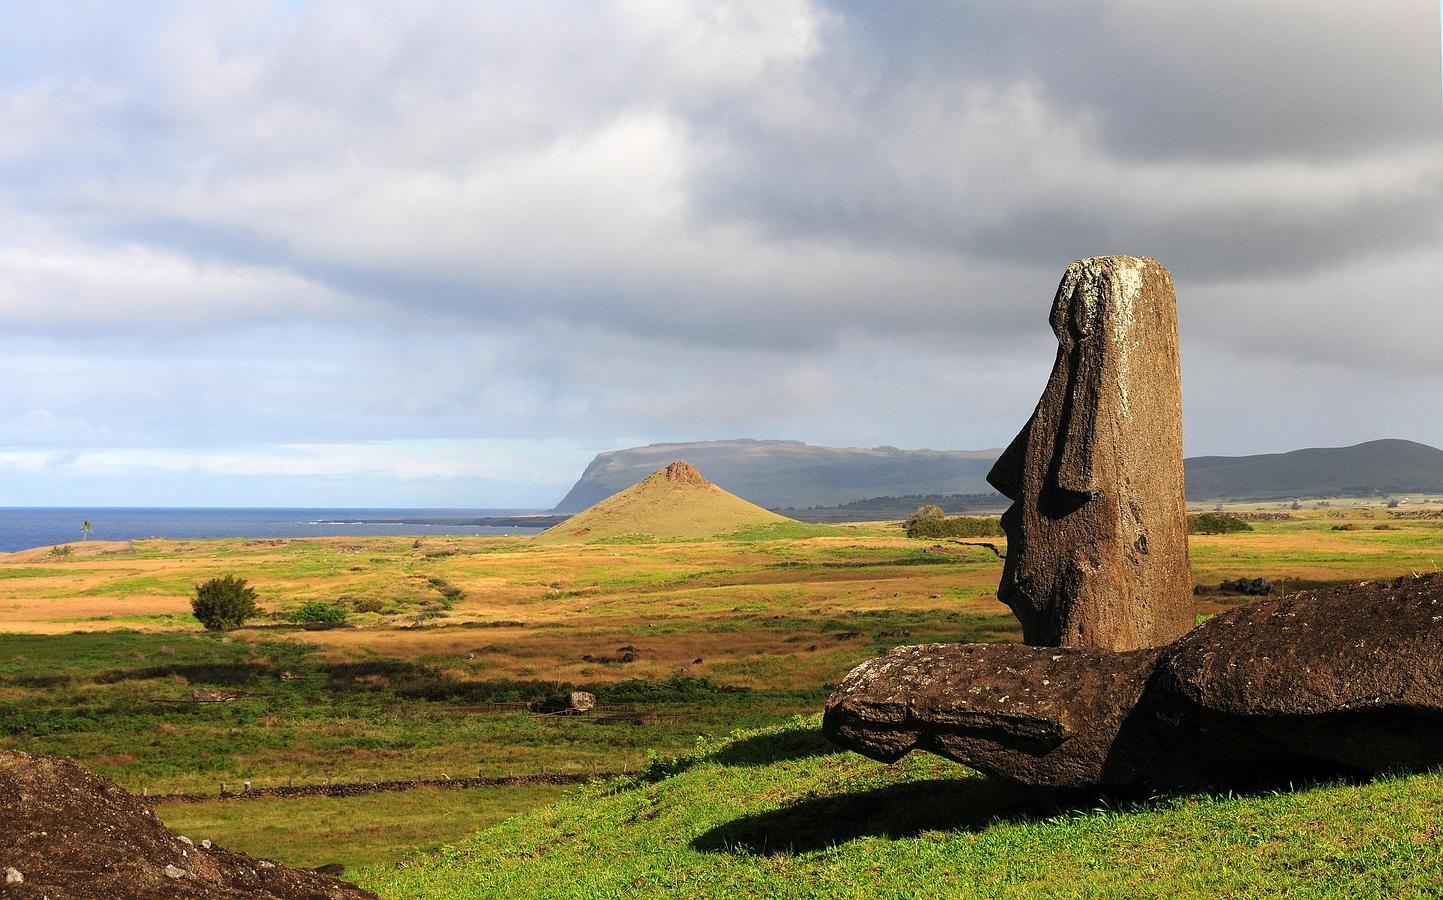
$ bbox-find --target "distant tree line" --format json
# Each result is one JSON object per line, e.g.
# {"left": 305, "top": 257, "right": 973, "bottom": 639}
{"left": 904, "top": 505, "right": 1004, "bottom": 539}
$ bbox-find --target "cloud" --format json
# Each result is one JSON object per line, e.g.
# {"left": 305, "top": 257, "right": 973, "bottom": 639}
{"left": 1, "top": 1, "right": 1440, "bottom": 504}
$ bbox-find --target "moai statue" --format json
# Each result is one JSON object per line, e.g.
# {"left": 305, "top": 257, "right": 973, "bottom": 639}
{"left": 986, "top": 256, "right": 1193, "bottom": 651}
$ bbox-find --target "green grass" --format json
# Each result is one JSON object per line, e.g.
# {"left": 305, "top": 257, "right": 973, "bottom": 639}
{"left": 0, "top": 566, "right": 95, "bottom": 580}
{"left": 718, "top": 522, "right": 839, "bottom": 541}
{"left": 359, "top": 718, "right": 1443, "bottom": 899}
{"left": 0, "top": 631, "right": 821, "bottom": 792}
{"left": 156, "top": 783, "right": 569, "bottom": 871}
{"left": 7, "top": 519, "right": 1443, "bottom": 894}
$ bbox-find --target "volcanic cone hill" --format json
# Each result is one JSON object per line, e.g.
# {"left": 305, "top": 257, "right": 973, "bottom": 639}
{"left": 536, "top": 460, "right": 794, "bottom": 543}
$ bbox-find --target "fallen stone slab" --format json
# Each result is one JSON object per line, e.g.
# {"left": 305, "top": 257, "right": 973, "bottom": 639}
{"left": 823, "top": 641, "right": 1161, "bottom": 788}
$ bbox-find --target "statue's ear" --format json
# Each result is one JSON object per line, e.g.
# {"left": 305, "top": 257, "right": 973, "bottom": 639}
{"left": 1053, "top": 340, "right": 1102, "bottom": 497}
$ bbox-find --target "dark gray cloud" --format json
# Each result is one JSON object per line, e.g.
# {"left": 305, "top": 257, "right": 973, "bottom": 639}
{"left": 0, "top": 1, "right": 1439, "bottom": 505}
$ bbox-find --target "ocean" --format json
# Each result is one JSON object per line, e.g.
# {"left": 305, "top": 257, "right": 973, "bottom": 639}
{"left": 0, "top": 507, "right": 551, "bottom": 553}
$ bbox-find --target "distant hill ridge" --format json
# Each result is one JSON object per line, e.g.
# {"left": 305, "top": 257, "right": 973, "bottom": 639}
{"left": 537, "top": 460, "right": 793, "bottom": 543}
{"left": 1184, "top": 439, "right": 1443, "bottom": 501}
{"left": 553, "top": 439, "right": 1000, "bottom": 513}
{"left": 553, "top": 438, "right": 1443, "bottom": 512}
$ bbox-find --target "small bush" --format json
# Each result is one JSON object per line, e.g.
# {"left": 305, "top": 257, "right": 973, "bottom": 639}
{"left": 350, "top": 597, "right": 386, "bottom": 614}
{"left": 191, "top": 575, "right": 259, "bottom": 631}
{"left": 48, "top": 545, "right": 74, "bottom": 558}
{"left": 1187, "top": 513, "right": 1253, "bottom": 535}
{"left": 904, "top": 506, "right": 1003, "bottom": 539}
{"left": 287, "top": 601, "right": 348, "bottom": 625}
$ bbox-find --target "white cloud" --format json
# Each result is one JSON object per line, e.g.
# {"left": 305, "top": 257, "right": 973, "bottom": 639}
{"left": 0, "top": 1, "right": 1440, "bottom": 505}
{"left": 0, "top": 438, "right": 597, "bottom": 486}
{"left": 0, "top": 241, "right": 361, "bottom": 332}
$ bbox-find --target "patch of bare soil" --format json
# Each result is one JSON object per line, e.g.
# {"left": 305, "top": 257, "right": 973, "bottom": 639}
{"left": 0, "top": 751, "right": 375, "bottom": 899}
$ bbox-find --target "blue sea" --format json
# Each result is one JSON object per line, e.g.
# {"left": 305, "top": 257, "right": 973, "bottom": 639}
{"left": 0, "top": 507, "right": 550, "bottom": 553}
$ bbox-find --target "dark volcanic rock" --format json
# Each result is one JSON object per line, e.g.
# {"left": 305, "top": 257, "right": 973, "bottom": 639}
{"left": 823, "top": 642, "right": 1160, "bottom": 788}
{"left": 986, "top": 257, "right": 1194, "bottom": 651}
{"left": 826, "top": 575, "right": 1443, "bottom": 790}
{"left": 1163, "top": 576, "right": 1443, "bottom": 717}
{"left": 826, "top": 256, "right": 1443, "bottom": 791}
{"left": 1216, "top": 577, "right": 1273, "bottom": 596}
{"left": 0, "top": 751, "right": 375, "bottom": 899}
{"left": 1149, "top": 575, "right": 1443, "bottom": 777}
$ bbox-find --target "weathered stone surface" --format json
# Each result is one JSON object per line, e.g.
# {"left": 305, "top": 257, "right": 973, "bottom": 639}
{"left": 823, "top": 642, "right": 1160, "bottom": 788}
{"left": 825, "top": 575, "right": 1443, "bottom": 789}
{"left": 1149, "top": 574, "right": 1443, "bottom": 777}
{"left": 987, "top": 256, "right": 1193, "bottom": 651}
{"left": 1163, "top": 575, "right": 1443, "bottom": 716}
{"left": 826, "top": 255, "right": 1443, "bottom": 790}
{"left": 0, "top": 750, "right": 375, "bottom": 898}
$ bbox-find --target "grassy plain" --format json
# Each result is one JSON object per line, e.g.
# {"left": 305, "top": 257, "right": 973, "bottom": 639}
{"left": 159, "top": 784, "right": 567, "bottom": 870}
{"left": 4, "top": 503, "right": 1443, "bottom": 886}
{"left": 362, "top": 717, "right": 1443, "bottom": 899}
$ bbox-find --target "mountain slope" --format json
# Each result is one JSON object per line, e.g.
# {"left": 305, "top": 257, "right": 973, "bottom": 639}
{"left": 536, "top": 460, "right": 793, "bottom": 543}
{"left": 1184, "top": 439, "right": 1443, "bottom": 500}
{"left": 552, "top": 440, "right": 1001, "bottom": 513}
{"left": 553, "top": 439, "right": 1443, "bottom": 511}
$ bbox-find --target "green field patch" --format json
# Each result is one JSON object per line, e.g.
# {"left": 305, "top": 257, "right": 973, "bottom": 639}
{"left": 79, "top": 573, "right": 203, "bottom": 597}
{"left": 156, "top": 783, "right": 570, "bottom": 871}
{"left": 0, "top": 567, "right": 101, "bottom": 580}
{"left": 359, "top": 718, "right": 1443, "bottom": 899}
{"left": 57, "top": 613, "right": 200, "bottom": 627}
{"left": 718, "top": 521, "right": 838, "bottom": 541}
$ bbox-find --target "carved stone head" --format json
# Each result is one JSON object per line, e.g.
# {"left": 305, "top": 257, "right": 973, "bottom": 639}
{"left": 987, "top": 256, "right": 1193, "bottom": 650}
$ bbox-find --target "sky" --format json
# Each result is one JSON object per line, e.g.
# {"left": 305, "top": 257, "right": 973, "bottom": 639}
{"left": 1, "top": 1, "right": 1441, "bottom": 508}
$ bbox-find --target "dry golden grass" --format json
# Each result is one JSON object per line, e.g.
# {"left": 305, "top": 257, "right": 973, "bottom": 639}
{"left": 535, "top": 460, "right": 790, "bottom": 542}
{"left": 5, "top": 508, "right": 1443, "bottom": 689}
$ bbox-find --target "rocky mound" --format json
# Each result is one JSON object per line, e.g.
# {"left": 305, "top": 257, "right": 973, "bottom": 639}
{"left": 825, "top": 574, "right": 1443, "bottom": 790}
{"left": 0, "top": 751, "right": 374, "bottom": 899}
{"left": 536, "top": 460, "right": 796, "bottom": 543}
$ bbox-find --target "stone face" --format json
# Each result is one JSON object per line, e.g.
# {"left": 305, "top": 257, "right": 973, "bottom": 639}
{"left": 825, "top": 255, "right": 1443, "bottom": 789}
{"left": 824, "top": 575, "right": 1443, "bottom": 790}
{"left": 987, "top": 256, "right": 1193, "bottom": 651}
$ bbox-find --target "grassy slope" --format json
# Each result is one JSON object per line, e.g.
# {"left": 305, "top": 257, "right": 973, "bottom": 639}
{"left": 156, "top": 784, "right": 567, "bottom": 870}
{"left": 361, "top": 718, "right": 1443, "bottom": 899}
{"left": 537, "top": 469, "right": 793, "bottom": 543}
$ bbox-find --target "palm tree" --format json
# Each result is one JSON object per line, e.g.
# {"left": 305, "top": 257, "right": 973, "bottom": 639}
{"left": 80, "top": 520, "right": 93, "bottom": 540}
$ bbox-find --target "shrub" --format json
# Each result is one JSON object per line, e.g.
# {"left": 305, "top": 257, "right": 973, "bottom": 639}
{"left": 904, "top": 506, "right": 1003, "bottom": 539}
{"left": 287, "top": 600, "right": 348, "bottom": 625}
{"left": 47, "top": 545, "right": 74, "bottom": 558}
{"left": 350, "top": 596, "right": 386, "bottom": 614}
{"left": 1187, "top": 513, "right": 1253, "bottom": 535}
{"left": 191, "top": 575, "right": 259, "bottom": 631}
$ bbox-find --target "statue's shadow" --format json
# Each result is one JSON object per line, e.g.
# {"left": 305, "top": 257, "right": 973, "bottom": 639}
{"left": 693, "top": 775, "right": 1093, "bottom": 856}
{"left": 708, "top": 727, "right": 838, "bottom": 768}
{"left": 694, "top": 742, "right": 1379, "bottom": 857}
